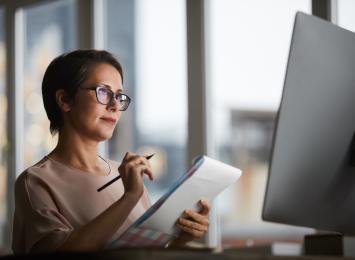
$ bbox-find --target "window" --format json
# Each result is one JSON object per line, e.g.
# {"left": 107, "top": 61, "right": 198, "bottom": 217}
{"left": 207, "top": 0, "right": 312, "bottom": 245}
{"left": 105, "top": 0, "right": 188, "bottom": 201}
{"left": 337, "top": 0, "right": 355, "bottom": 32}
{"left": 2, "top": 0, "right": 333, "bottom": 252}
{"left": 21, "top": 0, "right": 76, "bottom": 170}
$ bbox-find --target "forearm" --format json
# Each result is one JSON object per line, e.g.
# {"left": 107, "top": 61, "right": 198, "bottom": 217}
{"left": 58, "top": 193, "right": 140, "bottom": 252}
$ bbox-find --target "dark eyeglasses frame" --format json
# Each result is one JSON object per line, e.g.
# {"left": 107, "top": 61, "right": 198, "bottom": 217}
{"left": 80, "top": 85, "right": 131, "bottom": 111}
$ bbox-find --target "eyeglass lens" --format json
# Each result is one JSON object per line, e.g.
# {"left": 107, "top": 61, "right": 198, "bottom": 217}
{"left": 96, "top": 87, "right": 130, "bottom": 110}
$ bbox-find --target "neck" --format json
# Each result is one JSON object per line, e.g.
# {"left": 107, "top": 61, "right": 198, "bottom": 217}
{"left": 49, "top": 128, "right": 101, "bottom": 173}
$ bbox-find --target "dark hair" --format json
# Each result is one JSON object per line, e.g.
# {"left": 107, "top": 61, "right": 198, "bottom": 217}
{"left": 42, "top": 49, "right": 123, "bottom": 135}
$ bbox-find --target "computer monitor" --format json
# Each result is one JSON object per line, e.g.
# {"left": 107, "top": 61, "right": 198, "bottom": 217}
{"left": 262, "top": 12, "right": 355, "bottom": 235}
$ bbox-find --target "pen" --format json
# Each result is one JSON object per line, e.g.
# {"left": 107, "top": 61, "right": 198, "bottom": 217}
{"left": 97, "top": 154, "right": 155, "bottom": 192}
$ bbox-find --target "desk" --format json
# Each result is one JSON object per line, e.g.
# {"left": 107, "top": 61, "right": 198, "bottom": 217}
{"left": 0, "top": 248, "right": 351, "bottom": 260}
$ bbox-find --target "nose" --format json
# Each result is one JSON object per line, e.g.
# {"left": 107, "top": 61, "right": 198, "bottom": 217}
{"left": 107, "top": 97, "right": 119, "bottom": 112}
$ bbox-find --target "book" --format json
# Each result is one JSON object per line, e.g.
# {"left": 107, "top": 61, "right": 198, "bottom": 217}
{"left": 110, "top": 155, "right": 242, "bottom": 247}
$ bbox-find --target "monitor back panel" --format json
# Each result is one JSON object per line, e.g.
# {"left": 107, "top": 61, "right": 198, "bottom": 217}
{"left": 262, "top": 12, "right": 355, "bottom": 234}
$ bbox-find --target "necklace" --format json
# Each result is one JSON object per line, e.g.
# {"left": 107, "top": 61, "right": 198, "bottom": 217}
{"left": 98, "top": 155, "right": 111, "bottom": 176}
{"left": 47, "top": 153, "right": 111, "bottom": 176}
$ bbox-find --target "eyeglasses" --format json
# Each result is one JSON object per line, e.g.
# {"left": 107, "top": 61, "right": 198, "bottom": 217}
{"left": 81, "top": 85, "right": 131, "bottom": 111}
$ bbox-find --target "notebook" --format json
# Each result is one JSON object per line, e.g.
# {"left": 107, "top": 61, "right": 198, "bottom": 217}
{"left": 110, "top": 155, "right": 242, "bottom": 248}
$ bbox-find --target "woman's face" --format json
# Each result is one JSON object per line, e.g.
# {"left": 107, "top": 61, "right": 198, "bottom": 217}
{"left": 65, "top": 63, "right": 124, "bottom": 142}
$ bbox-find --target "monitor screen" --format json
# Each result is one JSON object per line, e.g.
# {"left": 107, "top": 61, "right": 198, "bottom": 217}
{"left": 262, "top": 12, "right": 355, "bottom": 235}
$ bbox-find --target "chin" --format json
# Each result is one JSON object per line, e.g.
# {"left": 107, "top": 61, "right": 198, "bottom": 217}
{"left": 89, "top": 129, "right": 114, "bottom": 142}
{"left": 101, "top": 130, "right": 113, "bottom": 141}
{"left": 89, "top": 124, "right": 116, "bottom": 141}
{"left": 98, "top": 131, "right": 114, "bottom": 141}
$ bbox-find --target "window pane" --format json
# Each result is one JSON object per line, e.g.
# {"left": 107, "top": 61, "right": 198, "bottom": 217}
{"left": 106, "top": 0, "right": 187, "bottom": 201}
{"left": 337, "top": 0, "right": 355, "bottom": 32}
{"left": 207, "top": 0, "right": 312, "bottom": 245}
{"left": 22, "top": 0, "right": 76, "bottom": 169}
{"left": 0, "top": 7, "right": 8, "bottom": 249}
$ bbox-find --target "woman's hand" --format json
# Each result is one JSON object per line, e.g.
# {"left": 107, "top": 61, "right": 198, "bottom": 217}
{"left": 118, "top": 152, "right": 154, "bottom": 200}
{"left": 169, "top": 199, "right": 211, "bottom": 247}
{"left": 58, "top": 153, "right": 154, "bottom": 252}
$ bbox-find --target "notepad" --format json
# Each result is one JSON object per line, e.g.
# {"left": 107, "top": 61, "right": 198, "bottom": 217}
{"left": 110, "top": 155, "right": 242, "bottom": 247}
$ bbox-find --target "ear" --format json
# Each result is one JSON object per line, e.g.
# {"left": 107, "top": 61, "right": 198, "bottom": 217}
{"left": 55, "top": 89, "right": 71, "bottom": 112}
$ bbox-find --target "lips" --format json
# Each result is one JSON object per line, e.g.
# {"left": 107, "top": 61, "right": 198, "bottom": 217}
{"left": 101, "top": 117, "right": 117, "bottom": 124}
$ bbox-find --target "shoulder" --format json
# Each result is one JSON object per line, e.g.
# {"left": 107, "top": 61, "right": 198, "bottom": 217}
{"left": 16, "top": 157, "right": 46, "bottom": 183}
{"left": 16, "top": 157, "right": 53, "bottom": 189}
{"left": 15, "top": 157, "right": 58, "bottom": 202}
{"left": 15, "top": 157, "right": 64, "bottom": 212}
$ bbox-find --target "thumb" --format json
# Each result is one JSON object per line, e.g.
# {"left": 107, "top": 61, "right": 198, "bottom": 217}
{"left": 198, "top": 199, "right": 210, "bottom": 216}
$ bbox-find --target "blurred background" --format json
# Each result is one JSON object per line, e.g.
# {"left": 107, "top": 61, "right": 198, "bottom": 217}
{"left": 0, "top": 0, "right": 354, "bottom": 254}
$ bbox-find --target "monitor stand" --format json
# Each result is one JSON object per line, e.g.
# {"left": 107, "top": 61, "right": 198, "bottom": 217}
{"left": 304, "top": 233, "right": 355, "bottom": 257}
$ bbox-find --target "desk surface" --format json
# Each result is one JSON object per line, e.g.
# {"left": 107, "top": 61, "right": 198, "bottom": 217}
{"left": 1, "top": 248, "right": 351, "bottom": 260}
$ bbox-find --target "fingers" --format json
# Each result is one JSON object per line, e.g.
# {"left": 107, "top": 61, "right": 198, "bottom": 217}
{"left": 198, "top": 199, "right": 210, "bottom": 216}
{"left": 176, "top": 223, "right": 205, "bottom": 238}
{"left": 120, "top": 152, "right": 154, "bottom": 180}
{"left": 131, "top": 165, "right": 153, "bottom": 178}
{"left": 141, "top": 166, "right": 153, "bottom": 180}
{"left": 125, "top": 160, "right": 153, "bottom": 180}
{"left": 177, "top": 216, "right": 209, "bottom": 232}
{"left": 176, "top": 208, "right": 210, "bottom": 239}
{"left": 182, "top": 209, "right": 210, "bottom": 226}
{"left": 122, "top": 152, "right": 149, "bottom": 166}
{"left": 175, "top": 200, "right": 211, "bottom": 239}
{"left": 122, "top": 152, "right": 152, "bottom": 168}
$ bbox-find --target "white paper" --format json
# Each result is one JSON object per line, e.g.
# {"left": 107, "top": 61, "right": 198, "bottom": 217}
{"left": 139, "top": 156, "right": 242, "bottom": 235}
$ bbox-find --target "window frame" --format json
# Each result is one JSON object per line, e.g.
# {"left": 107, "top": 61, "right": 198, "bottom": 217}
{"left": 2, "top": 0, "right": 99, "bottom": 249}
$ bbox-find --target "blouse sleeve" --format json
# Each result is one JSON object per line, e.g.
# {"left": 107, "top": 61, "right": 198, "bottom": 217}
{"left": 12, "top": 173, "right": 73, "bottom": 254}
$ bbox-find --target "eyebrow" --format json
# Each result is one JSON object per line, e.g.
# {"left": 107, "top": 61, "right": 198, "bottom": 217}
{"left": 101, "top": 84, "right": 123, "bottom": 93}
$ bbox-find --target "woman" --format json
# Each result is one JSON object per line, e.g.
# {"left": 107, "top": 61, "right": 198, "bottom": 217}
{"left": 12, "top": 50, "right": 210, "bottom": 254}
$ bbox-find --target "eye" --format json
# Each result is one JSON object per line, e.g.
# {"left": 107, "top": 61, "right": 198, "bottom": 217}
{"left": 96, "top": 87, "right": 112, "bottom": 104}
{"left": 97, "top": 87, "right": 110, "bottom": 96}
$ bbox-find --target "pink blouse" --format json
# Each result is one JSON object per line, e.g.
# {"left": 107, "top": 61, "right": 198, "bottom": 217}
{"left": 12, "top": 156, "right": 151, "bottom": 254}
